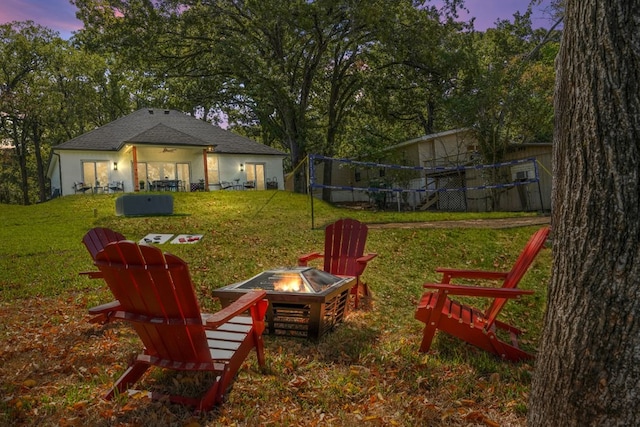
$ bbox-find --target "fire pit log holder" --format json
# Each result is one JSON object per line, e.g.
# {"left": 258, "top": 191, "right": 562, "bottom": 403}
{"left": 212, "top": 267, "right": 354, "bottom": 340}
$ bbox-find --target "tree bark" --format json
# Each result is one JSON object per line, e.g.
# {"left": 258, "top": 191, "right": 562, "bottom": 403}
{"left": 528, "top": 1, "right": 640, "bottom": 426}
{"left": 32, "top": 121, "right": 47, "bottom": 202}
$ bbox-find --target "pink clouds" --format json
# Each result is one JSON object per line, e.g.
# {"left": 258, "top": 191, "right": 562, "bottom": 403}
{"left": 455, "top": 0, "right": 556, "bottom": 30}
{"left": 0, "top": 0, "right": 556, "bottom": 40}
{"left": 0, "top": 0, "right": 82, "bottom": 37}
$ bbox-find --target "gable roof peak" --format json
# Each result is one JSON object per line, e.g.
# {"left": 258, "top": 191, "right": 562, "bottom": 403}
{"left": 54, "top": 108, "right": 285, "bottom": 156}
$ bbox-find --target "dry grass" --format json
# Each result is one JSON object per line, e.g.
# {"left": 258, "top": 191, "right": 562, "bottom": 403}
{"left": 0, "top": 191, "right": 551, "bottom": 426}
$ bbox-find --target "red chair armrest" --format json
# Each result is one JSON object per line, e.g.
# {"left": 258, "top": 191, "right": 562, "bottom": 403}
{"left": 88, "top": 300, "right": 121, "bottom": 315}
{"left": 88, "top": 300, "right": 121, "bottom": 323}
{"left": 436, "top": 267, "right": 509, "bottom": 281}
{"left": 356, "top": 253, "right": 377, "bottom": 264}
{"left": 206, "top": 290, "right": 268, "bottom": 328}
{"left": 422, "top": 282, "right": 534, "bottom": 298}
{"left": 79, "top": 271, "right": 104, "bottom": 279}
{"left": 297, "top": 252, "right": 323, "bottom": 266}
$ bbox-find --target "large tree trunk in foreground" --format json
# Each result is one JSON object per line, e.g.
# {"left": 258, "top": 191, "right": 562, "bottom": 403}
{"left": 528, "top": 1, "right": 640, "bottom": 425}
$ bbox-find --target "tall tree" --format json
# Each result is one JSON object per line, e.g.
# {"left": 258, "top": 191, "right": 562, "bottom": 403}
{"left": 0, "top": 22, "right": 56, "bottom": 204}
{"left": 369, "top": 3, "right": 473, "bottom": 136}
{"left": 442, "top": 9, "right": 560, "bottom": 210}
{"left": 0, "top": 21, "right": 134, "bottom": 204}
{"left": 528, "top": 1, "right": 640, "bottom": 424}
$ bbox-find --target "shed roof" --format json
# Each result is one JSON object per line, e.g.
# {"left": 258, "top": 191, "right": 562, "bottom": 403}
{"left": 385, "top": 128, "right": 472, "bottom": 151}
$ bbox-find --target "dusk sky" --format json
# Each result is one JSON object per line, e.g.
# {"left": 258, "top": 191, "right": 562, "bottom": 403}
{"left": 1, "top": 0, "right": 555, "bottom": 40}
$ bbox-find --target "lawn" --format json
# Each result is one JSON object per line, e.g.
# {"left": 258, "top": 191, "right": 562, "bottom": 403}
{"left": 0, "top": 191, "right": 551, "bottom": 426}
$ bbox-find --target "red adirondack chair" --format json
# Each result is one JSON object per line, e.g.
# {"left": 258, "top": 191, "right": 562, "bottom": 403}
{"left": 88, "top": 240, "right": 269, "bottom": 410}
{"left": 298, "top": 218, "right": 377, "bottom": 308}
{"left": 415, "top": 226, "right": 550, "bottom": 362}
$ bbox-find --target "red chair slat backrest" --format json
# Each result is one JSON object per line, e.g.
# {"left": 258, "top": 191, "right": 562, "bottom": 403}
{"left": 323, "top": 219, "right": 368, "bottom": 277}
{"left": 95, "top": 241, "right": 211, "bottom": 363}
{"left": 483, "top": 226, "right": 550, "bottom": 328}
{"left": 82, "top": 227, "right": 126, "bottom": 260}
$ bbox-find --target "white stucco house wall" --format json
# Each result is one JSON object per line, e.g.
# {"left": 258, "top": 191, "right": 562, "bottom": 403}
{"left": 47, "top": 108, "right": 287, "bottom": 196}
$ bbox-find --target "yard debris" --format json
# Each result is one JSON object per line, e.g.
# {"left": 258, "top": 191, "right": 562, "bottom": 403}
{"left": 1, "top": 286, "right": 534, "bottom": 426}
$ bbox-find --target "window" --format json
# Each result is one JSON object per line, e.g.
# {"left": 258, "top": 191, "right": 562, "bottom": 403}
{"left": 82, "top": 161, "right": 109, "bottom": 187}
{"left": 207, "top": 156, "right": 219, "bottom": 185}
{"left": 177, "top": 163, "right": 190, "bottom": 190}
{"left": 146, "top": 162, "right": 178, "bottom": 181}
{"left": 136, "top": 163, "right": 148, "bottom": 189}
{"left": 139, "top": 161, "right": 191, "bottom": 191}
{"left": 245, "top": 162, "right": 265, "bottom": 190}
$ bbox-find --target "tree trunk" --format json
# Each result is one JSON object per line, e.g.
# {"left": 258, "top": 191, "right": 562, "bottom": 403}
{"left": 528, "top": 2, "right": 640, "bottom": 425}
{"left": 11, "top": 120, "right": 30, "bottom": 205}
{"left": 32, "top": 121, "right": 47, "bottom": 202}
{"left": 17, "top": 139, "right": 29, "bottom": 205}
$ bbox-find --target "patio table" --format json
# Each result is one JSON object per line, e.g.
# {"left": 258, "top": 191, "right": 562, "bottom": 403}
{"left": 152, "top": 179, "right": 179, "bottom": 191}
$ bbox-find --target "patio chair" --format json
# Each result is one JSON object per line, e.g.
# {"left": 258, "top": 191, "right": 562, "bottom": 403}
{"left": 414, "top": 226, "right": 550, "bottom": 361}
{"left": 108, "top": 181, "right": 124, "bottom": 192}
{"left": 266, "top": 177, "right": 278, "bottom": 189}
{"left": 73, "top": 181, "right": 92, "bottom": 194}
{"left": 88, "top": 240, "right": 269, "bottom": 410}
{"left": 298, "top": 218, "right": 377, "bottom": 309}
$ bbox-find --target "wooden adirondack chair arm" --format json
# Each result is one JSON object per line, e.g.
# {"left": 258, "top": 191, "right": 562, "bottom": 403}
{"left": 297, "top": 252, "right": 323, "bottom": 266}
{"left": 435, "top": 267, "right": 509, "bottom": 281}
{"left": 88, "top": 300, "right": 121, "bottom": 315}
{"left": 422, "top": 282, "right": 534, "bottom": 298}
{"left": 206, "top": 290, "right": 268, "bottom": 328}
{"left": 79, "top": 270, "right": 104, "bottom": 279}
{"left": 357, "top": 253, "right": 378, "bottom": 264}
{"left": 88, "top": 300, "right": 121, "bottom": 323}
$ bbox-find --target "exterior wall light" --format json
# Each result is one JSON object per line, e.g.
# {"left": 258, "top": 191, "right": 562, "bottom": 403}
{"left": 240, "top": 163, "right": 244, "bottom": 172}
{"left": 113, "top": 162, "right": 118, "bottom": 171}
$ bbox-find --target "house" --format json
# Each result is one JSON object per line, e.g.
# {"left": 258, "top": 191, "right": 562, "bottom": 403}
{"left": 47, "top": 108, "right": 287, "bottom": 196}
{"left": 467, "top": 142, "right": 552, "bottom": 212}
{"left": 384, "top": 129, "right": 552, "bottom": 212}
{"left": 311, "top": 129, "right": 552, "bottom": 212}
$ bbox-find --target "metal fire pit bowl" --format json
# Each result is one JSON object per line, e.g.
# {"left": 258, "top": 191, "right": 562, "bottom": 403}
{"left": 212, "top": 267, "right": 354, "bottom": 340}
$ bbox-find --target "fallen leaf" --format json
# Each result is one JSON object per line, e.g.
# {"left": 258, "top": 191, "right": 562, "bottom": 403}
{"left": 22, "top": 379, "right": 36, "bottom": 388}
{"left": 288, "top": 375, "right": 307, "bottom": 388}
{"left": 464, "top": 411, "right": 485, "bottom": 421}
{"left": 483, "top": 418, "right": 501, "bottom": 427}
{"left": 72, "top": 401, "right": 87, "bottom": 411}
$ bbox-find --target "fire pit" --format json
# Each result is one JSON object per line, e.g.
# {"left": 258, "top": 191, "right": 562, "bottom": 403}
{"left": 212, "top": 267, "right": 354, "bottom": 339}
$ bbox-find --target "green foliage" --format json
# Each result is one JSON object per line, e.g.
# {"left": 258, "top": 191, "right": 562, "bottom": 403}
{"left": 1, "top": 3, "right": 559, "bottom": 211}
{"left": 69, "top": 1, "right": 559, "bottom": 167}
{"left": 453, "top": 10, "right": 559, "bottom": 160}
{"left": 0, "top": 21, "right": 139, "bottom": 205}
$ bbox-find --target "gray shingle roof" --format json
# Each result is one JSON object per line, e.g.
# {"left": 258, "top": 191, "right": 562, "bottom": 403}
{"left": 54, "top": 108, "right": 285, "bottom": 156}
